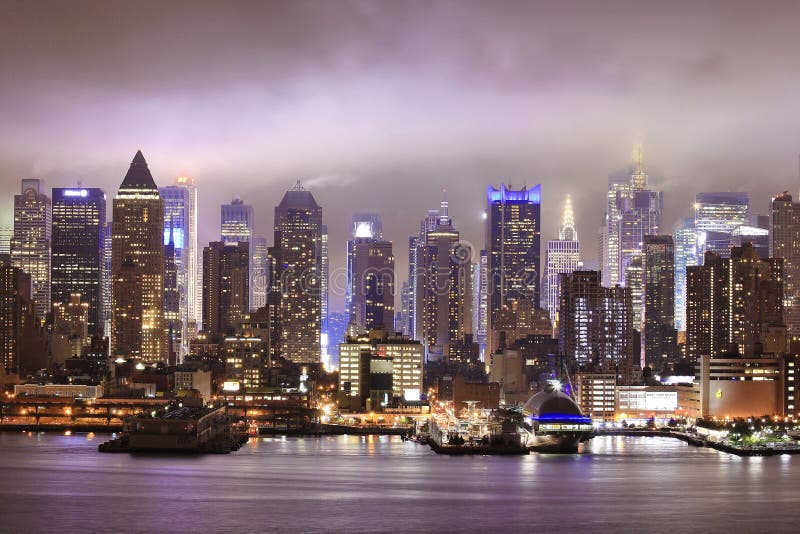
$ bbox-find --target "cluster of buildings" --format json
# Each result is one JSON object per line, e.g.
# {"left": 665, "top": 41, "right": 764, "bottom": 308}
{"left": 3, "top": 145, "right": 800, "bottom": 422}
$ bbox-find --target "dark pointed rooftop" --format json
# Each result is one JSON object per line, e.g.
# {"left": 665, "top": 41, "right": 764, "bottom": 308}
{"left": 120, "top": 150, "right": 158, "bottom": 190}
{"left": 278, "top": 187, "right": 320, "bottom": 210}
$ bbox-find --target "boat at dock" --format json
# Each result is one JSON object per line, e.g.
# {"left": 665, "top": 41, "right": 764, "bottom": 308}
{"left": 98, "top": 404, "right": 247, "bottom": 454}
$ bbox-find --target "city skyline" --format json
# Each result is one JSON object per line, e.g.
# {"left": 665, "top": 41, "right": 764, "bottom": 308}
{"left": 4, "top": 1, "right": 800, "bottom": 314}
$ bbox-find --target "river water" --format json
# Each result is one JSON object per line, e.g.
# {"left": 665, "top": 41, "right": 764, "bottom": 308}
{"left": 0, "top": 432, "right": 798, "bottom": 533}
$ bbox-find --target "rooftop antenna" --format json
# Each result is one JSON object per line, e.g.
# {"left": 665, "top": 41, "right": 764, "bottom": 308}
{"left": 292, "top": 179, "right": 305, "bottom": 191}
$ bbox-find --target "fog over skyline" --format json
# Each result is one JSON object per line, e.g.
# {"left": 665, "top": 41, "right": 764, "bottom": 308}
{"left": 3, "top": 0, "right": 800, "bottom": 310}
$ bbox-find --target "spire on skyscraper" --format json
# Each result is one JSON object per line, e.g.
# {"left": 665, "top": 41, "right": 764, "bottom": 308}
{"left": 558, "top": 195, "right": 577, "bottom": 241}
{"left": 439, "top": 189, "right": 450, "bottom": 225}
{"left": 631, "top": 143, "right": 647, "bottom": 190}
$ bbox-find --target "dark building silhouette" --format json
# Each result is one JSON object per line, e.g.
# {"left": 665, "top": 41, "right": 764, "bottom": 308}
{"left": 203, "top": 241, "right": 250, "bottom": 337}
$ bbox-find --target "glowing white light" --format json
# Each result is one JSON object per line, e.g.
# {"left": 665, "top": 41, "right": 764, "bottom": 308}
{"left": 549, "top": 379, "right": 562, "bottom": 391}
{"left": 354, "top": 221, "right": 373, "bottom": 238}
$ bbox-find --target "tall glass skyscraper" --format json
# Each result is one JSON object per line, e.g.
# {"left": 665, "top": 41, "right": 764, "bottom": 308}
{"left": 11, "top": 179, "right": 51, "bottom": 322}
{"left": 160, "top": 183, "right": 191, "bottom": 354}
{"left": 642, "top": 235, "right": 676, "bottom": 370}
{"left": 545, "top": 195, "right": 581, "bottom": 328}
{"left": 485, "top": 183, "right": 541, "bottom": 353}
{"left": 51, "top": 187, "right": 106, "bottom": 335}
{"left": 673, "top": 217, "right": 697, "bottom": 332}
{"left": 602, "top": 146, "right": 662, "bottom": 287}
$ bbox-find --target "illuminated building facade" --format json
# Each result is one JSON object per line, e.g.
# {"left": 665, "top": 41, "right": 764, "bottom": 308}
{"left": 603, "top": 147, "right": 662, "bottom": 287}
{"left": 545, "top": 195, "right": 580, "bottom": 328}
{"left": 221, "top": 197, "right": 253, "bottom": 310}
{"left": 559, "top": 270, "right": 634, "bottom": 365}
{"left": 674, "top": 217, "right": 697, "bottom": 332}
{"left": 51, "top": 187, "right": 106, "bottom": 335}
{"left": 770, "top": 192, "right": 800, "bottom": 340}
{"left": 415, "top": 201, "right": 471, "bottom": 360}
{"left": 111, "top": 151, "right": 167, "bottom": 362}
{"left": 694, "top": 191, "right": 749, "bottom": 260}
{"left": 11, "top": 179, "right": 51, "bottom": 321}
{"left": 347, "top": 214, "right": 394, "bottom": 331}
{"left": 642, "top": 235, "right": 676, "bottom": 370}
{"left": 224, "top": 336, "right": 269, "bottom": 389}
{"left": 271, "top": 183, "right": 323, "bottom": 363}
{"left": 624, "top": 256, "right": 643, "bottom": 330}
{"left": 485, "top": 184, "right": 541, "bottom": 340}
{"left": 251, "top": 236, "right": 268, "bottom": 311}
{"left": 686, "top": 244, "right": 783, "bottom": 361}
{"left": 202, "top": 241, "right": 250, "bottom": 337}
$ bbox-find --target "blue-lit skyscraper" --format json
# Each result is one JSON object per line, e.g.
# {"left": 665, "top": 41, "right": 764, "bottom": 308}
{"left": 51, "top": 187, "right": 106, "bottom": 335}
{"left": 485, "top": 183, "right": 541, "bottom": 353}
{"left": 160, "top": 183, "right": 190, "bottom": 354}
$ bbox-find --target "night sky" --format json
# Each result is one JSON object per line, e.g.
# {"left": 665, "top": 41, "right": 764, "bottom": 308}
{"left": 2, "top": 0, "right": 800, "bottom": 310}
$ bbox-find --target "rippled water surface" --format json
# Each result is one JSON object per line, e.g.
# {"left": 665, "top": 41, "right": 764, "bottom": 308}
{"left": 1, "top": 432, "right": 798, "bottom": 532}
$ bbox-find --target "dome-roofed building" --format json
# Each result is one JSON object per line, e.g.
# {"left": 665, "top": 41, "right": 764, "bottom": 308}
{"left": 520, "top": 382, "right": 594, "bottom": 453}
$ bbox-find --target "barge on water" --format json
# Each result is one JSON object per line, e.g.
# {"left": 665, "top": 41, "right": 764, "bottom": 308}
{"left": 99, "top": 405, "right": 247, "bottom": 453}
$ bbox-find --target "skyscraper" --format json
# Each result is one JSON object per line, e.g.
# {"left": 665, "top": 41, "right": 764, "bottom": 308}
{"left": 160, "top": 181, "right": 193, "bottom": 350}
{"left": 674, "top": 217, "right": 697, "bottom": 332}
{"left": 770, "top": 192, "right": 800, "bottom": 339}
{"left": 642, "top": 235, "right": 676, "bottom": 370}
{"left": 559, "top": 270, "right": 634, "bottom": 366}
{"left": 485, "top": 183, "right": 541, "bottom": 350}
{"left": 111, "top": 151, "right": 167, "bottom": 362}
{"left": 1, "top": 265, "right": 36, "bottom": 373}
{"left": 221, "top": 197, "right": 254, "bottom": 310}
{"left": 347, "top": 214, "right": 394, "bottom": 332}
{"left": 251, "top": 236, "right": 269, "bottom": 311}
{"left": 406, "top": 211, "right": 438, "bottom": 342}
{"left": 545, "top": 195, "right": 581, "bottom": 328}
{"left": 11, "top": 179, "right": 51, "bottom": 321}
{"left": 602, "top": 146, "right": 662, "bottom": 287}
{"left": 624, "top": 256, "right": 643, "bottom": 330}
{"left": 175, "top": 176, "right": 200, "bottom": 328}
{"left": 694, "top": 192, "right": 749, "bottom": 260}
{"left": 415, "top": 200, "right": 471, "bottom": 360}
{"left": 51, "top": 187, "right": 106, "bottom": 336}
{"left": 202, "top": 241, "right": 250, "bottom": 337}
{"left": 686, "top": 244, "right": 783, "bottom": 361}
{"left": 271, "top": 183, "right": 323, "bottom": 363}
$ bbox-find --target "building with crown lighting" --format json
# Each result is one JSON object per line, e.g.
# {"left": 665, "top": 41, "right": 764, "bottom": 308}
{"left": 111, "top": 151, "right": 167, "bottom": 362}
{"left": 544, "top": 195, "right": 580, "bottom": 329}
{"left": 485, "top": 184, "right": 541, "bottom": 346}
{"left": 694, "top": 191, "right": 749, "bottom": 260}
{"left": 51, "top": 187, "right": 106, "bottom": 336}
{"left": 11, "top": 179, "right": 51, "bottom": 322}
{"left": 346, "top": 213, "right": 395, "bottom": 332}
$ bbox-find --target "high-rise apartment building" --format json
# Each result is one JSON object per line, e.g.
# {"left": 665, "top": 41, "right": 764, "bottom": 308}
{"left": 111, "top": 151, "right": 167, "bottom": 362}
{"left": 686, "top": 244, "right": 783, "bottom": 361}
{"left": 11, "top": 179, "right": 51, "bottom": 321}
{"left": 51, "top": 188, "right": 106, "bottom": 336}
{"left": 674, "top": 217, "right": 697, "bottom": 332}
{"left": 642, "top": 235, "right": 676, "bottom": 370}
{"left": 202, "top": 241, "right": 250, "bottom": 337}
{"left": 0, "top": 265, "right": 36, "bottom": 373}
{"left": 271, "top": 183, "right": 323, "bottom": 363}
{"left": 770, "top": 192, "right": 800, "bottom": 340}
{"left": 251, "top": 236, "right": 269, "bottom": 311}
{"left": 415, "top": 201, "right": 471, "bottom": 360}
{"left": 486, "top": 184, "right": 541, "bottom": 337}
{"left": 559, "top": 270, "right": 634, "bottom": 366}
{"left": 544, "top": 195, "right": 580, "bottom": 328}
{"left": 624, "top": 256, "right": 644, "bottom": 330}
{"left": 221, "top": 197, "right": 254, "bottom": 310}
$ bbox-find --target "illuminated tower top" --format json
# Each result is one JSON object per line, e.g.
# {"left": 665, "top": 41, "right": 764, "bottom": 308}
{"left": 558, "top": 195, "right": 577, "bottom": 241}
{"left": 631, "top": 143, "right": 647, "bottom": 190}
